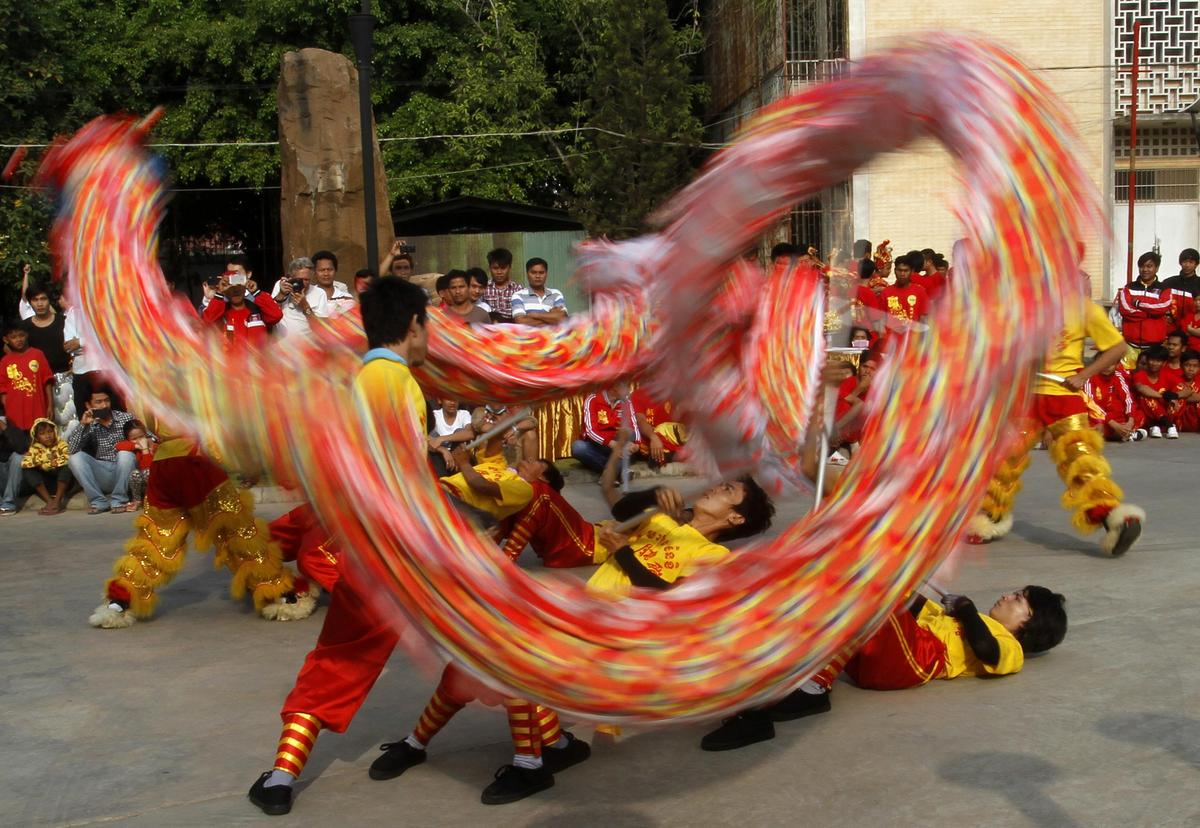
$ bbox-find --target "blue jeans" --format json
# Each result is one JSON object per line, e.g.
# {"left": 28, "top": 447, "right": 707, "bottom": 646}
{"left": 68, "top": 450, "right": 136, "bottom": 510}
{"left": 1, "top": 453, "right": 24, "bottom": 510}
{"left": 570, "top": 439, "right": 612, "bottom": 472}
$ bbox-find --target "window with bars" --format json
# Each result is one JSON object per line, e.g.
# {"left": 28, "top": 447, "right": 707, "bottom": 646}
{"left": 789, "top": 180, "right": 853, "bottom": 257}
{"left": 1115, "top": 167, "right": 1200, "bottom": 201}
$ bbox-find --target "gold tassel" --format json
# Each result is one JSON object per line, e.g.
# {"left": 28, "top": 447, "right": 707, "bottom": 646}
{"left": 1050, "top": 424, "right": 1122, "bottom": 534}
{"left": 105, "top": 507, "right": 192, "bottom": 618}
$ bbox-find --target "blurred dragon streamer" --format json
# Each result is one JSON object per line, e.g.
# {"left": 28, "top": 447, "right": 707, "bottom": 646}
{"left": 38, "top": 35, "right": 1099, "bottom": 723}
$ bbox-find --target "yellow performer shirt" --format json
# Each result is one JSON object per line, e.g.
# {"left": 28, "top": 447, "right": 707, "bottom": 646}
{"left": 1037, "top": 301, "right": 1125, "bottom": 397}
{"left": 441, "top": 450, "right": 534, "bottom": 520}
{"left": 354, "top": 348, "right": 428, "bottom": 433}
{"left": 917, "top": 601, "right": 1024, "bottom": 679}
{"left": 586, "top": 513, "right": 730, "bottom": 598}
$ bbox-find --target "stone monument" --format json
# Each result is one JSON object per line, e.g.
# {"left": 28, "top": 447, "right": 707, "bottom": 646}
{"left": 277, "top": 48, "right": 393, "bottom": 279}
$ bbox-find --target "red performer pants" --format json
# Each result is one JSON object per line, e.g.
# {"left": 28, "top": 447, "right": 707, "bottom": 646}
{"left": 499, "top": 482, "right": 604, "bottom": 568}
{"left": 280, "top": 578, "right": 397, "bottom": 733}
{"left": 1137, "top": 397, "right": 1174, "bottom": 428}
{"left": 269, "top": 503, "right": 342, "bottom": 593}
{"left": 811, "top": 607, "right": 947, "bottom": 691}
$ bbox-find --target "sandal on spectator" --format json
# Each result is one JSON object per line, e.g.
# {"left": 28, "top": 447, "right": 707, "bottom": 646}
{"left": 87, "top": 506, "right": 110, "bottom": 515}
{"left": 39, "top": 503, "right": 65, "bottom": 516}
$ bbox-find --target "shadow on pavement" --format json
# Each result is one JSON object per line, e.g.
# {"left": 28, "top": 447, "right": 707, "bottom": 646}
{"left": 1012, "top": 520, "right": 1100, "bottom": 557}
{"left": 938, "top": 751, "right": 1079, "bottom": 828}
{"left": 1096, "top": 712, "right": 1200, "bottom": 770}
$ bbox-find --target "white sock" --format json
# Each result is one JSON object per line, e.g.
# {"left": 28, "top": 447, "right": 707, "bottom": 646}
{"left": 263, "top": 770, "right": 295, "bottom": 788}
{"left": 404, "top": 734, "right": 425, "bottom": 750}
{"left": 799, "top": 679, "right": 827, "bottom": 695}
{"left": 549, "top": 734, "right": 569, "bottom": 749}
{"left": 513, "top": 754, "right": 543, "bottom": 770}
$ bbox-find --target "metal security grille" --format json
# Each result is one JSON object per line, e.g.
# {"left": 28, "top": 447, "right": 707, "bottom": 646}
{"left": 1115, "top": 167, "right": 1200, "bottom": 200}
{"left": 789, "top": 180, "right": 853, "bottom": 257}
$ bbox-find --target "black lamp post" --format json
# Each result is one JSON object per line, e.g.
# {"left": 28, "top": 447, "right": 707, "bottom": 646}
{"left": 350, "top": 0, "right": 379, "bottom": 274}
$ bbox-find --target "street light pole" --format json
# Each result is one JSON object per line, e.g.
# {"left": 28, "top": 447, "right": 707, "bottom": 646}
{"left": 350, "top": 0, "right": 379, "bottom": 275}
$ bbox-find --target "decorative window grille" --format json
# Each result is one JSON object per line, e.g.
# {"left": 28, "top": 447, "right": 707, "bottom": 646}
{"left": 1114, "top": 0, "right": 1200, "bottom": 114}
{"left": 1114, "top": 125, "right": 1200, "bottom": 157}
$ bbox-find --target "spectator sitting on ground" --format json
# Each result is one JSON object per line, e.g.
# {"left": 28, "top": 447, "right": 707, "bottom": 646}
{"left": 1174, "top": 350, "right": 1200, "bottom": 432}
{"left": 203, "top": 269, "right": 283, "bottom": 348}
{"left": 472, "top": 403, "right": 539, "bottom": 464}
{"left": 483, "top": 248, "right": 523, "bottom": 323}
{"left": 466, "top": 268, "right": 492, "bottom": 316}
{"left": 271, "top": 257, "right": 324, "bottom": 340}
{"left": 572, "top": 384, "right": 635, "bottom": 472}
{"left": 115, "top": 419, "right": 157, "bottom": 511}
{"left": 511, "top": 258, "right": 567, "bottom": 327}
{"left": 1085, "top": 363, "right": 1142, "bottom": 442}
{"left": 1164, "top": 330, "right": 1186, "bottom": 384}
{"left": 1, "top": 318, "right": 54, "bottom": 516}
{"left": 379, "top": 239, "right": 415, "bottom": 281}
{"left": 630, "top": 386, "right": 686, "bottom": 468}
{"left": 311, "top": 250, "right": 357, "bottom": 316}
{"left": 67, "top": 390, "right": 137, "bottom": 514}
{"left": 441, "top": 270, "right": 491, "bottom": 325}
{"left": 21, "top": 418, "right": 73, "bottom": 515}
{"left": 1131, "top": 345, "right": 1179, "bottom": 439}
{"left": 427, "top": 398, "right": 474, "bottom": 477}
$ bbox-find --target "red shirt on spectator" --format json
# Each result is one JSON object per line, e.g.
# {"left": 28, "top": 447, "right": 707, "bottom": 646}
{"left": 1084, "top": 369, "right": 1133, "bottom": 424}
{"left": 1132, "top": 369, "right": 1171, "bottom": 395}
{"left": 1180, "top": 310, "right": 1200, "bottom": 351}
{"left": 115, "top": 439, "right": 156, "bottom": 471}
{"left": 630, "top": 388, "right": 675, "bottom": 429}
{"left": 0, "top": 346, "right": 53, "bottom": 430}
{"left": 580, "top": 392, "right": 628, "bottom": 446}
{"left": 202, "top": 292, "right": 283, "bottom": 347}
{"left": 914, "top": 271, "right": 946, "bottom": 301}
{"left": 881, "top": 284, "right": 929, "bottom": 325}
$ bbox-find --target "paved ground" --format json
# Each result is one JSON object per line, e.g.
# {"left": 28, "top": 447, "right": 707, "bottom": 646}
{"left": 2, "top": 439, "right": 1197, "bottom": 827}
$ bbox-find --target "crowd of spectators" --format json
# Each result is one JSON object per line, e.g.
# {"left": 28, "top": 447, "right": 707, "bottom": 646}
{"left": 3, "top": 237, "right": 1198, "bottom": 516}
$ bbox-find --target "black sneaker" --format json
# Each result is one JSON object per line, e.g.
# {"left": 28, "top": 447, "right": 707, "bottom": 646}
{"left": 480, "top": 763, "right": 554, "bottom": 805}
{"left": 368, "top": 740, "right": 427, "bottom": 780}
{"left": 1108, "top": 515, "right": 1142, "bottom": 558}
{"left": 541, "top": 732, "right": 591, "bottom": 774}
{"left": 248, "top": 771, "right": 293, "bottom": 816}
{"left": 766, "top": 688, "right": 831, "bottom": 722}
{"left": 699, "top": 710, "right": 775, "bottom": 752}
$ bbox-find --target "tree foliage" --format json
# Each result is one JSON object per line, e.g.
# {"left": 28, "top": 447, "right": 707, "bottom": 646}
{"left": 0, "top": 0, "right": 709, "bottom": 299}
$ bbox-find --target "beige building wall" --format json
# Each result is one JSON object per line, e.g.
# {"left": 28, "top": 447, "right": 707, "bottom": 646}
{"left": 852, "top": 4, "right": 1111, "bottom": 297}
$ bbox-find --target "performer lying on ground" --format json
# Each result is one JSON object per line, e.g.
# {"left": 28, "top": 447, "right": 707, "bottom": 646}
{"left": 88, "top": 435, "right": 317, "bottom": 628}
{"left": 360, "top": 430, "right": 775, "bottom": 806}
{"left": 967, "top": 297, "right": 1145, "bottom": 556}
{"left": 700, "top": 586, "right": 1068, "bottom": 750}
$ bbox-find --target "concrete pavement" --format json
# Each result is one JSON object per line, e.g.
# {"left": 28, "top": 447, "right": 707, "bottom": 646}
{"left": 1, "top": 438, "right": 1197, "bottom": 827}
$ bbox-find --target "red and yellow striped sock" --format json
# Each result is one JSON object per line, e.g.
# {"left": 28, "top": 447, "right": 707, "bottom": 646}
{"left": 412, "top": 687, "right": 466, "bottom": 746}
{"left": 504, "top": 699, "right": 541, "bottom": 763}
{"left": 536, "top": 705, "right": 562, "bottom": 747}
{"left": 274, "top": 712, "right": 321, "bottom": 778}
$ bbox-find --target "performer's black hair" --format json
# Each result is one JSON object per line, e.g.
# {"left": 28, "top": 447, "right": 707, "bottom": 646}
{"left": 1015, "top": 586, "right": 1067, "bottom": 654}
{"left": 360, "top": 276, "right": 428, "bottom": 350}
{"left": 539, "top": 460, "right": 565, "bottom": 492}
{"left": 715, "top": 476, "right": 775, "bottom": 543}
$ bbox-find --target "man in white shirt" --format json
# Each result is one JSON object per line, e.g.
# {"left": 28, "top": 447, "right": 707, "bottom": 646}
{"left": 271, "top": 257, "right": 327, "bottom": 340}
{"left": 311, "top": 250, "right": 357, "bottom": 317}
{"left": 511, "top": 258, "right": 567, "bottom": 327}
{"left": 427, "top": 398, "right": 474, "bottom": 476}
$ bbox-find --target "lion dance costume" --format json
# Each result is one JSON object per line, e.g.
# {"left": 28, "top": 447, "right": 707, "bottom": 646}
{"left": 967, "top": 300, "right": 1146, "bottom": 555}
{"left": 88, "top": 437, "right": 318, "bottom": 628}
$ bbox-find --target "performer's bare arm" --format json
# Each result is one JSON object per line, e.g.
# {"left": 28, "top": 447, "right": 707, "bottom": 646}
{"left": 450, "top": 446, "right": 502, "bottom": 498}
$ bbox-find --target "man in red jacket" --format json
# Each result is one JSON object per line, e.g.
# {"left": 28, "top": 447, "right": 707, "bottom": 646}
{"left": 1116, "top": 252, "right": 1174, "bottom": 363}
{"left": 570, "top": 384, "right": 637, "bottom": 471}
{"left": 202, "top": 271, "right": 283, "bottom": 348}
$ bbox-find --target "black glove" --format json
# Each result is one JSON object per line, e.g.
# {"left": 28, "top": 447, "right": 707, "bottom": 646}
{"left": 1162, "top": 391, "right": 1179, "bottom": 402}
{"left": 941, "top": 593, "right": 978, "bottom": 620}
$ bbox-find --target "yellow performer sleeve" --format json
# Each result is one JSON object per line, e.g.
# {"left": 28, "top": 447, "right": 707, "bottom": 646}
{"left": 586, "top": 514, "right": 730, "bottom": 598}
{"left": 917, "top": 601, "right": 1024, "bottom": 679}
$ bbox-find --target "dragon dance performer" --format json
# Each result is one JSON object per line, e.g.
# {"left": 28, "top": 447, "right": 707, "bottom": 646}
{"left": 88, "top": 434, "right": 318, "bottom": 629}
{"left": 966, "top": 298, "right": 1145, "bottom": 556}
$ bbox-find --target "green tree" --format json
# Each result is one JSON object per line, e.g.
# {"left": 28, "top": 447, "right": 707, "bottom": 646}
{"left": 563, "top": 0, "right": 707, "bottom": 238}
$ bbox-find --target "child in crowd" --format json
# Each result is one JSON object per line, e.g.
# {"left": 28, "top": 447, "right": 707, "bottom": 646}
{"left": 1085, "top": 363, "right": 1143, "bottom": 442}
{"left": 1168, "top": 350, "right": 1200, "bottom": 432}
{"left": 20, "top": 418, "right": 72, "bottom": 515}
{"left": 114, "top": 419, "right": 157, "bottom": 511}
{"left": 1132, "top": 345, "right": 1180, "bottom": 438}
{"left": 701, "top": 586, "right": 1067, "bottom": 751}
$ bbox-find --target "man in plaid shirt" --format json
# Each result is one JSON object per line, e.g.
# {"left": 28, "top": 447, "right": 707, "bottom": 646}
{"left": 483, "top": 248, "right": 524, "bottom": 323}
{"left": 68, "top": 390, "right": 137, "bottom": 514}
